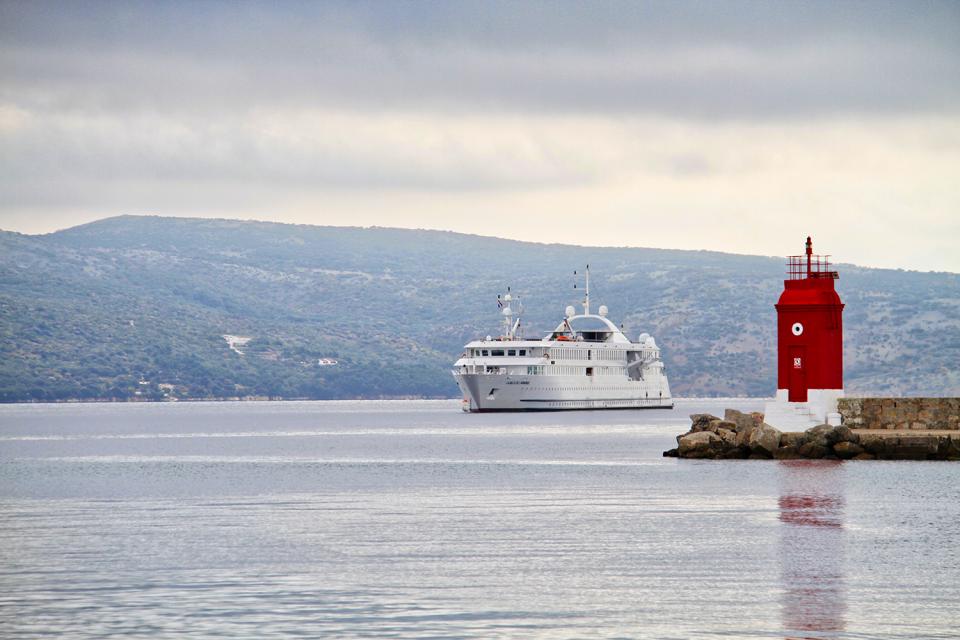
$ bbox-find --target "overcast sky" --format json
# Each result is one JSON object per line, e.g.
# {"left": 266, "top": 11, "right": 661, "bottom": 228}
{"left": 1, "top": 1, "right": 958, "bottom": 271}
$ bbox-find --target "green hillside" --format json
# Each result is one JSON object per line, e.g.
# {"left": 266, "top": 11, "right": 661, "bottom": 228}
{"left": 1, "top": 215, "right": 957, "bottom": 401}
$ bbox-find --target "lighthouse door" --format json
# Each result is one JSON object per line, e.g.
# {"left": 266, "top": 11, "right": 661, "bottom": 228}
{"left": 788, "top": 346, "right": 807, "bottom": 402}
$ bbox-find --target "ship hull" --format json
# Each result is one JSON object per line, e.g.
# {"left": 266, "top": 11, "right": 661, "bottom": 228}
{"left": 454, "top": 373, "right": 672, "bottom": 413}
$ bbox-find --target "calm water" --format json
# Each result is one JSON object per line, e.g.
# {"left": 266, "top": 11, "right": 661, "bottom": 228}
{"left": 0, "top": 400, "right": 957, "bottom": 639}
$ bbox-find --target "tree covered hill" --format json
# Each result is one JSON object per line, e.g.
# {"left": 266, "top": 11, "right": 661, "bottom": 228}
{"left": 1, "top": 215, "right": 957, "bottom": 401}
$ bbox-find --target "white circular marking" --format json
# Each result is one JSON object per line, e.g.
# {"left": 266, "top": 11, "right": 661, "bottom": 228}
{"left": 791, "top": 322, "right": 804, "bottom": 336}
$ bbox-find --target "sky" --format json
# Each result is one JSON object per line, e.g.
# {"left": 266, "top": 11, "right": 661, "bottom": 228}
{"left": 1, "top": 0, "right": 958, "bottom": 272}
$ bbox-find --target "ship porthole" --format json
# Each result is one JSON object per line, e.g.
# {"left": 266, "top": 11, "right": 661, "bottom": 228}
{"left": 791, "top": 322, "right": 804, "bottom": 336}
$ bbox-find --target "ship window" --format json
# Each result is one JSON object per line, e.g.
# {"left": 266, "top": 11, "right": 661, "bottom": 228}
{"left": 492, "top": 349, "right": 505, "bottom": 356}
{"left": 586, "top": 367, "right": 593, "bottom": 376}
{"left": 508, "top": 349, "right": 516, "bottom": 356}
{"left": 519, "top": 349, "right": 526, "bottom": 356}
{"left": 482, "top": 350, "right": 489, "bottom": 356}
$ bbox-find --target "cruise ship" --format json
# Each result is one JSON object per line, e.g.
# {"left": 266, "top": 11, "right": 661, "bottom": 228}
{"left": 452, "top": 267, "right": 672, "bottom": 412}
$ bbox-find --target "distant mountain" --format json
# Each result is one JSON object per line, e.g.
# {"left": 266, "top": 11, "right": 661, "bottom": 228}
{"left": 1, "top": 215, "right": 957, "bottom": 402}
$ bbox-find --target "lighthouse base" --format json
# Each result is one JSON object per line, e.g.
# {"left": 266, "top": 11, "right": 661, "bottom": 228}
{"left": 763, "top": 389, "right": 844, "bottom": 431}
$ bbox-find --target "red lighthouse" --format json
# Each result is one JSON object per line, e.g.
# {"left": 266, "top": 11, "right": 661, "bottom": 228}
{"left": 765, "top": 237, "right": 845, "bottom": 429}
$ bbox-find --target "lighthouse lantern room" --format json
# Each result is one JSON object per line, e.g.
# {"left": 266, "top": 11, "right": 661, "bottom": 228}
{"left": 763, "top": 236, "right": 845, "bottom": 430}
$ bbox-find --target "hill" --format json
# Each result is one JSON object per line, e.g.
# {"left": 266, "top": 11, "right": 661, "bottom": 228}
{"left": 1, "top": 215, "right": 957, "bottom": 401}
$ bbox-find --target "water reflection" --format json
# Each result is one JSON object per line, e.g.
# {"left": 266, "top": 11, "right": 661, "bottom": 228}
{"left": 778, "top": 460, "right": 847, "bottom": 639}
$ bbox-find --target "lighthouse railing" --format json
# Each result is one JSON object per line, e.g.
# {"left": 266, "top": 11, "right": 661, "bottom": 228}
{"left": 786, "top": 255, "right": 837, "bottom": 280}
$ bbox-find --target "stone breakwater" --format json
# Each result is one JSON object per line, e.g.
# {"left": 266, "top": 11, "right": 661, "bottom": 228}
{"left": 839, "top": 397, "right": 960, "bottom": 431}
{"left": 663, "top": 409, "right": 960, "bottom": 461}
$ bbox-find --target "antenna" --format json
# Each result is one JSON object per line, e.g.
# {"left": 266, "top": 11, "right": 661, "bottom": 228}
{"left": 584, "top": 264, "right": 591, "bottom": 315}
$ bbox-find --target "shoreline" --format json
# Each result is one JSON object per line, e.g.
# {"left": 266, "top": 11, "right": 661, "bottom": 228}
{"left": 665, "top": 407, "right": 960, "bottom": 461}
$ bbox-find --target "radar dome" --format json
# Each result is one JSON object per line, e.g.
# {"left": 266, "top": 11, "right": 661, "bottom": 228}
{"left": 503, "top": 293, "right": 512, "bottom": 302}
{"left": 502, "top": 307, "right": 513, "bottom": 316}
{"left": 485, "top": 335, "right": 492, "bottom": 342}
{"left": 598, "top": 305, "right": 608, "bottom": 317}
{"left": 565, "top": 305, "right": 576, "bottom": 318}
{"left": 638, "top": 332, "right": 650, "bottom": 343}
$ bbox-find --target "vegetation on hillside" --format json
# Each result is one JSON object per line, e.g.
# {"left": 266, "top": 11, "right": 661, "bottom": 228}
{"left": 1, "top": 216, "right": 957, "bottom": 401}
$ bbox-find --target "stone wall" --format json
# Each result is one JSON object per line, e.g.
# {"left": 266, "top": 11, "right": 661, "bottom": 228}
{"left": 838, "top": 397, "right": 960, "bottom": 430}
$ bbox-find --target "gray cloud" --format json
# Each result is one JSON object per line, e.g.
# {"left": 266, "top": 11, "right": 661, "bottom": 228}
{"left": 1, "top": 1, "right": 958, "bottom": 273}
{"left": 2, "top": 1, "right": 958, "bottom": 118}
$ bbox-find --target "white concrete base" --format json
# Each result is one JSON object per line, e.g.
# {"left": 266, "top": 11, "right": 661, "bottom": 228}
{"left": 763, "top": 388, "right": 844, "bottom": 431}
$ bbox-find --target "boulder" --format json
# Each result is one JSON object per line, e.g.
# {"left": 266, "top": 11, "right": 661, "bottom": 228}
{"left": 717, "top": 447, "right": 750, "bottom": 459}
{"left": 678, "top": 431, "right": 723, "bottom": 457}
{"left": 774, "top": 446, "right": 802, "bottom": 460}
{"left": 690, "top": 414, "right": 720, "bottom": 432}
{"left": 684, "top": 448, "right": 719, "bottom": 460}
{"left": 798, "top": 442, "right": 829, "bottom": 459}
{"left": 833, "top": 441, "right": 865, "bottom": 459}
{"left": 748, "top": 423, "right": 782, "bottom": 457}
{"left": 805, "top": 424, "right": 839, "bottom": 448}
{"left": 706, "top": 419, "right": 739, "bottom": 435}
{"left": 716, "top": 428, "right": 739, "bottom": 447}
{"left": 832, "top": 425, "right": 860, "bottom": 444}
{"left": 779, "top": 432, "right": 807, "bottom": 448}
{"left": 852, "top": 452, "right": 876, "bottom": 461}
{"left": 724, "top": 409, "right": 762, "bottom": 433}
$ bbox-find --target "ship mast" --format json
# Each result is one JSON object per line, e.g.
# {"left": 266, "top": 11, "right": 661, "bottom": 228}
{"left": 498, "top": 287, "right": 522, "bottom": 340}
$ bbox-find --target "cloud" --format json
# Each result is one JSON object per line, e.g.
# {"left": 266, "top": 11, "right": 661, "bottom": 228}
{"left": 2, "top": 1, "right": 958, "bottom": 118}
{"left": 0, "top": 1, "right": 958, "bottom": 271}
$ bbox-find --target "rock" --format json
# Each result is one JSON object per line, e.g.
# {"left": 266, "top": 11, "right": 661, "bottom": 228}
{"left": 805, "top": 424, "right": 838, "bottom": 448}
{"left": 832, "top": 425, "right": 860, "bottom": 444}
{"left": 748, "top": 423, "right": 782, "bottom": 457}
{"left": 798, "top": 442, "right": 829, "bottom": 459}
{"left": 779, "top": 432, "right": 807, "bottom": 448}
{"left": 724, "top": 409, "right": 762, "bottom": 433}
{"left": 690, "top": 414, "right": 720, "bottom": 432}
{"left": 706, "top": 419, "right": 738, "bottom": 435}
{"left": 717, "top": 447, "right": 749, "bottom": 459}
{"left": 852, "top": 452, "right": 876, "bottom": 460}
{"left": 748, "top": 452, "right": 772, "bottom": 460}
{"left": 833, "top": 441, "right": 865, "bottom": 459}
{"left": 716, "top": 428, "right": 739, "bottom": 447}
{"left": 678, "top": 431, "right": 722, "bottom": 457}
{"left": 684, "top": 448, "right": 719, "bottom": 459}
{"left": 774, "top": 446, "right": 802, "bottom": 460}
{"left": 663, "top": 448, "right": 679, "bottom": 457}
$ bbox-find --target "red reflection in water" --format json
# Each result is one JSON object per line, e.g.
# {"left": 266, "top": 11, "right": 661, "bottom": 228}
{"left": 779, "top": 495, "right": 843, "bottom": 528}
{"left": 779, "top": 461, "right": 846, "bottom": 639}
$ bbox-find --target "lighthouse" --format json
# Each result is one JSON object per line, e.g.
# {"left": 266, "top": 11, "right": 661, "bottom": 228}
{"left": 763, "top": 236, "right": 845, "bottom": 429}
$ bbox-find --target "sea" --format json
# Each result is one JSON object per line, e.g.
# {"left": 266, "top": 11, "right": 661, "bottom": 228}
{"left": 0, "top": 399, "right": 957, "bottom": 639}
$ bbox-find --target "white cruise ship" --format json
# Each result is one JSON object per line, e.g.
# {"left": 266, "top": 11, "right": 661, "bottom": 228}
{"left": 453, "top": 267, "right": 672, "bottom": 412}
